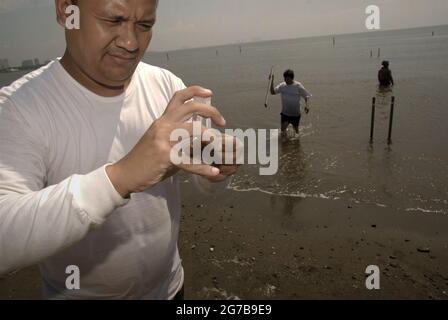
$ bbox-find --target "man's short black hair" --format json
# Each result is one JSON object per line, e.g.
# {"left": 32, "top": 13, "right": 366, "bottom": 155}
{"left": 382, "top": 61, "right": 390, "bottom": 68}
{"left": 283, "top": 69, "right": 295, "bottom": 79}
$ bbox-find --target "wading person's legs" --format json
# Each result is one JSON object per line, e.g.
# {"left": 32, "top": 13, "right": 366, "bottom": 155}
{"left": 281, "top": 121, "right": 289, "bottom": 136}
{"left": 281, "top": 113, "right": 290, "bottom": 136}
{"left": 292, "top": 115, "right": 301, "bottom": 135}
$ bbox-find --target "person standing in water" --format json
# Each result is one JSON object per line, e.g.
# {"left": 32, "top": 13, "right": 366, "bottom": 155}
{"left": 378, "top": 61, "right": 394, "bottom": 87}
{"left": 270, "top": 69, "right": 312, "bottom": 137}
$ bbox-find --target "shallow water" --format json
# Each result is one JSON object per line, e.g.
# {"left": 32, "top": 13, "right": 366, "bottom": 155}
{"left": 146, "top": 25, "right": 448, "bottom": 214}
{"left": 1, "top": 25, "right": 447, "bottom": 214}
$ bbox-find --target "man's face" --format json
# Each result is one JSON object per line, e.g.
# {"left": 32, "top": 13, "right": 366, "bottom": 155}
{"left": 284, "top": 77, "right": 294, "bottom": 85}
{"left": 65, "top": 0, "right": 157, "bottom": 86}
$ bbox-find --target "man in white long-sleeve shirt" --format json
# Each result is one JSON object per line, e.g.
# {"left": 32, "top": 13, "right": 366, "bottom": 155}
{"left": 0, "top": 0, "right": 237, "bottom": 299}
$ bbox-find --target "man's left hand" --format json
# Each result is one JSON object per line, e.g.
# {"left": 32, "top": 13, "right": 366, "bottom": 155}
{"left": 207, "top": 165, "right": 239, "bottom": 182}
{"left": 205, "top": 134, "right": 241, "bottom": 182}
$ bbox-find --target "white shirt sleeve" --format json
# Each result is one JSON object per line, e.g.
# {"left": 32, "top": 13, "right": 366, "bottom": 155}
{"left": 274, "top": 83, "right": 283, "bottom": 95}
{"left": 298, "top": 83, "right": 312, "bottom": 98}
{"left": 0, "top": 98, "right": 128, "bottom": 276}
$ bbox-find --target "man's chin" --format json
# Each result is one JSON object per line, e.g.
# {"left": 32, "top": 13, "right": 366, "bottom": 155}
{"left": 102, "top": 69, "right": 136, "bottom": 87}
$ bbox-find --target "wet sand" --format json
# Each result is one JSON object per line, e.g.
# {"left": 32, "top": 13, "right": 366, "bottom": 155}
{"left": 1, "top": 185, "right": 447, "bottom": 300}
{"left": 179, "top": 186, "right": 448, "bottom": 300}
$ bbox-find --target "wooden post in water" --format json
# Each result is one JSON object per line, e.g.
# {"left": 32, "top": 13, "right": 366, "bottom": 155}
{"left": 370, "top": 97, "right": 376, "bottom": 143}
{"left": 388, "top": 96, "right": 395, "bottom": 144}
{"left": 377, "top": 48, "right": 381, "bottom": 58}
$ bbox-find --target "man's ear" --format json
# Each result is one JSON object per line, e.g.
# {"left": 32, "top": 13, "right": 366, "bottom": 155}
{"left": 55, "top": 0, "right": 76, "bottom": 28}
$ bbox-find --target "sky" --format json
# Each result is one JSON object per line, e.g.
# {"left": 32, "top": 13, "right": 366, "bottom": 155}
{"left": 0, "top": 0, "right": 448, "bottom": 66}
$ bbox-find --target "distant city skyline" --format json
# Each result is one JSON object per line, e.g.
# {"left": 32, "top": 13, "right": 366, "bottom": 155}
{"left": 1, "top": 0, "right": 448, "bottom": 66}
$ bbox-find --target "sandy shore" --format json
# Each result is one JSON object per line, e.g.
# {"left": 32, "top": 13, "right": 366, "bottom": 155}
{"left": 179, "top": 185, "right": 448, "bottom": 300}
{"left": 1, "top": 185, "right": 448, "bottom": 300}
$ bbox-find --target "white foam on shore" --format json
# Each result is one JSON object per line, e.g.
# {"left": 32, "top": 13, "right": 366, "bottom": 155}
{"left": 268, "top": 123, "right": 315, "bottom": 141}
{"left": 227, "top": 185, "right": 341, "bottom": 201}
{"left": 227, "top": 185, "right": 397, "bottom": 210}
{"left": 405, "top": 207, "right": 447, "bottom": 215}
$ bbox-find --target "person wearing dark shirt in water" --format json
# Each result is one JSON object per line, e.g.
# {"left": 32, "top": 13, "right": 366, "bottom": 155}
{"left": 378, "top": 61, "right": 394, "bottom": 87}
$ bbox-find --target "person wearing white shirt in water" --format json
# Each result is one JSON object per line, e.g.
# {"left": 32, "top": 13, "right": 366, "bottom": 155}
{"left": 270, "top": 69, "right": 312, "bottom": 138}
{"left": 0, "top": 0, "right": 239, "bottom": 300}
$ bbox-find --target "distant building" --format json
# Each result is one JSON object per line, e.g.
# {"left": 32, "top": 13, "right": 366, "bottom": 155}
{"left": 22, "top": 59, "right": 35, "bottom": 68}
{"left": 34, "top": 58, "right": 40, "bottom": 67}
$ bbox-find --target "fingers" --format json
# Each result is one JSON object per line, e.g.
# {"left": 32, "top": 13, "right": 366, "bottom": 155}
{"left": 164, "top": 86, "right": 226, "bottom": 126}
{"left": 169, "top": 86, "right": 213, "bottom": 109}
{"left": 214, "top": 134, "right": 244, "bottom": 165}
{"left": 178, "top": 101, "right": 226, "bottom": 126}
{"left": 170, "top": 126, "right": 240, "bottom": 179}
{"left": 171, "top": 122, "right": 212, "bottom": 140}
{"left": 170, "top": 125, "right": 243, "bottom": 165}
{"left": 214, "top": 164, "right": 239, "bottom": 176}
{"left": 200, "top": 133, "right": 243, "bottom": 165}
{"left": 178, "top": 163, "right": 221, "bottom": 178}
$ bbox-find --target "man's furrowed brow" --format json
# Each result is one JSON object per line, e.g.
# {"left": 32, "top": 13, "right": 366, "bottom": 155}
{"left": 139, "top": 17, "right": 156, "bottom": 24}
{"left": 110, "top": 14, "right": 126, "bottom": 20}
{"left": 99, "top": 11, "right": 156, "bottom": 24}
{"left": 94, "top": 9, "right": 126, "bottom": 20}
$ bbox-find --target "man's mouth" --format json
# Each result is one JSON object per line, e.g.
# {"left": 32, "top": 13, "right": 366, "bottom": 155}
{"left": 107, "top": 53, "right": 138, "bottom": 64}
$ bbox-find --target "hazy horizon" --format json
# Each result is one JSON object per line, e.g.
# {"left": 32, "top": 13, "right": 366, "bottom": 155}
{"left": 146, "top": 23, "right": 448, "bottom": 54}
{"left": 1, "top": 0, "right": 448, "bottom": 66}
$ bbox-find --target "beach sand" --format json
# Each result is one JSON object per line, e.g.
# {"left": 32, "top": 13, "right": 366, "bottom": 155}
{"left": 1, "top": 185, "right": 447, "bottom": 300}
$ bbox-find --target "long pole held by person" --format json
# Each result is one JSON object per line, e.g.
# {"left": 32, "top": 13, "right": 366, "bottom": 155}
{"left": 265, "top": 66, "right": 274, "bottom": 108}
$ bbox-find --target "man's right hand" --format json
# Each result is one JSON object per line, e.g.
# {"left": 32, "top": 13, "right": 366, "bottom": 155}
{"left": 106, "top": 86, "right": 226, "bottom": 199}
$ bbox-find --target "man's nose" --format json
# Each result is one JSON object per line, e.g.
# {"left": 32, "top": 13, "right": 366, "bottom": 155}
{"left": 116, "top": 23, "right": 139, "bottom": 53}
